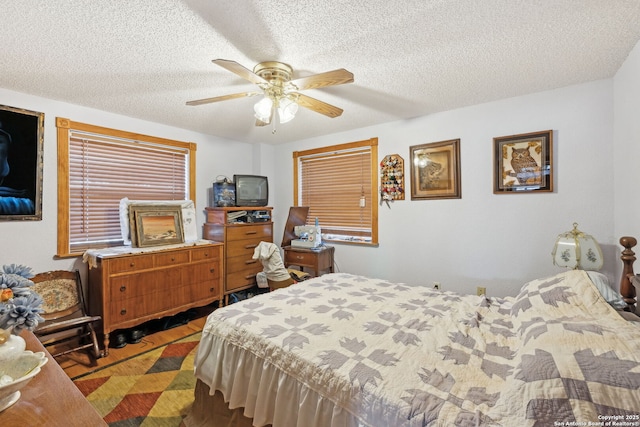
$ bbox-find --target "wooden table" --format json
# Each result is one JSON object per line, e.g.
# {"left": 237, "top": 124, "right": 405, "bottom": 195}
{"left": 283, "top": 245, "right": 335, "bottom": 277}
{"left": 0, "top": 332, "right": 106, "bottom": 426}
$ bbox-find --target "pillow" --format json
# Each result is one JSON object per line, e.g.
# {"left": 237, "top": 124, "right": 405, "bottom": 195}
{"left": 119, "top": 198, "right": 198, "bottom": 245}
{"left": 586, "top": 271, "right": 627, "bottom": 309}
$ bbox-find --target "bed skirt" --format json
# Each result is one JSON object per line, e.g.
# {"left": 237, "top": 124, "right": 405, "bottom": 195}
{"left": 184, "top": 379, "right": 268, "bottom": 427}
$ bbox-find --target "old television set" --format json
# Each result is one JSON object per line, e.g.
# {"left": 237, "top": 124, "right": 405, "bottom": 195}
{"left": 234, "top": 174, "right": 269, "bottom": 207}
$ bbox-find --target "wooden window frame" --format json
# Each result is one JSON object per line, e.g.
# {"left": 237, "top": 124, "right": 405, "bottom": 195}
{"left": 293, "top": 137, "right": 378, "bottom": 246}
{"left": 56, "top": 117, "right": 196, "bottom": 257}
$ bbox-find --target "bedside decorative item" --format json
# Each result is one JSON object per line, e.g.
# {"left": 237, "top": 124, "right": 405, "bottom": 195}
{"left": 0, "top": 264, "right": 45, "bottom": 412}
{"left": 0, "top": 330, "right": 26, "bottom": 363}
{"left": 551, "top": 223, "right": 603, "bottom": 270}
{"left": 493, "top": 130, "right": 553, "bottom": 194}
{"left": 0, "top": 349, "right": 47, "bottom": 412}
{"left": 0, "top": 264, "right": 44, "bottom": 361}
{"left": 380, "top": 154, "right": 404, "bottom": 207}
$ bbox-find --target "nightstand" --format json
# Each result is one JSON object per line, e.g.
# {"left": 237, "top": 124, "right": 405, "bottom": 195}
{"left": 283, "top": 245, "right": 335, "bottom": 277}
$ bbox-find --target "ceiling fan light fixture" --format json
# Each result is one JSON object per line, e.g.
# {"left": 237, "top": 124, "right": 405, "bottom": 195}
{"left": 187, "top": 59, "right": 354, "bottom": 128}
{"left": 254, "top": 97, "right": 273, "bottom": 122}
{"left": 278, "top": 97, "right": 298, "bottom": 124}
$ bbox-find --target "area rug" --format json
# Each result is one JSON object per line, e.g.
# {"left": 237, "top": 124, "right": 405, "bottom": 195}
{"left": 72, "top": 332, "right": 201, "bottom": 427}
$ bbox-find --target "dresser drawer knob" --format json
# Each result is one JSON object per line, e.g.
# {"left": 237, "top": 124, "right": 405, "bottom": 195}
{"left": 203, "top": 252, "right": 209, "bottom": 257}
{"left": 129, "top": 262, "right": 135, "bottom": 267}
{"left": 245, "top": 259, "right": 257, "bottom": 265}
{"left": 210, "top": 268, "right": 215, "bottom": 273}
{"left": 245, "top": 231, "right": 257, "bottom": 235}
{"left": 245, "top": 244, "right": 257, "bottom": 249}
{"left": 120, "top": 285, "right": 127, "bottom": 292}
{"left": 171, "top": 257, "right": 175, "bottom": 261}
{"left": 209, "top": 287, "right": 215, "bottom": 292}
{"left": 120, "top": 308, "right": 127, "bottom": 315}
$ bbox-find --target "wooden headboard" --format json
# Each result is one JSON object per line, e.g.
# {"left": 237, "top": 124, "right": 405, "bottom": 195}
{"left": 620, "top": 236, "right": 638, "bottom": 311}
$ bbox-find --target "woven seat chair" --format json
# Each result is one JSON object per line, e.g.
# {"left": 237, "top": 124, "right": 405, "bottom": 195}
{"left": 32, "top": 270, "right": 103, "bottom": 360}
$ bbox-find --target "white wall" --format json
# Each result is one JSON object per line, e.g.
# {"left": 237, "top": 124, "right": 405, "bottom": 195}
{"left": 2, "top": 56, "right": 634, "bottom": 298}
{"left": 273, "top": 79, "right": 616, "bottom": 297}
{"left": 0, "top": 87, "right": 254, "bottom": 276}
{"left": 614, "top": 39, "right": 640, "bottom": 283}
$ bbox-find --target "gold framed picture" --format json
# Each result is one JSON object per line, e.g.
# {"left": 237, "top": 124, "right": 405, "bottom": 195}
{"left": 0, "top": 104, "right": 45, "bottom": 220}
{"left": 493, "top": 130, "right": 553, "bottom": 194}
{"left": 129, "top": 204, "right": 184, "bottom": 247}
{"left": 409, "top": 139, "right": 461, "bottom": 200}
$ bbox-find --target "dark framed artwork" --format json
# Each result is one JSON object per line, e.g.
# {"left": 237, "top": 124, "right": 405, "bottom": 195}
{"left": 129, "top": 204, "right": 185, "bottom": 247}
{"left": 493, "top": 130, "right": 553, "bottom": 194}
{"left": 409, "top": 139, "right": 461, "bottom": 200}
{"left": 0, "top": 104, "right": 44, "bottom": 220}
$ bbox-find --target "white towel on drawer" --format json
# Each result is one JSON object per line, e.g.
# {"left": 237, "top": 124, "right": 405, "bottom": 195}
{"left": 252, "top": 242, "right": 291, "bottom": 282}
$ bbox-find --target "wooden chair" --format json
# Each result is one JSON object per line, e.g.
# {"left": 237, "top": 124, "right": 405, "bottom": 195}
{"left": 31, "top": 270, "right": 103, "bottom": 360}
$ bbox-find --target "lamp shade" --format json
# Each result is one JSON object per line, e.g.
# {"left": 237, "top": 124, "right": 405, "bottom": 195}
{"left": 254, "top": 97, "right": 273, "bottom": 122}
{"left": 278, "top": 97, "right": 298, "bottom": 123}
{"left": 551, "top": 222, "right": 603, "bottom": 270}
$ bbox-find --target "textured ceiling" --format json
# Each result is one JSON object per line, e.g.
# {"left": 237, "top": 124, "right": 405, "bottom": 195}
{"left": 2, "top": 1, "right": 640, "bottom": 144}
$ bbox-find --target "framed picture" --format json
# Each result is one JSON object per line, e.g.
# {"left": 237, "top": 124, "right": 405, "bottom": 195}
{"left": 493, "top": 130, "right": 553, "bottom": 194}
{"left": 129, "top": 204, "right": 185, "bottom": 247}
{"left": 0, "top": 104, "right": 44, "bottom": 220}
{"left": 409, "top": 139, "right": 461, "bottom": 200}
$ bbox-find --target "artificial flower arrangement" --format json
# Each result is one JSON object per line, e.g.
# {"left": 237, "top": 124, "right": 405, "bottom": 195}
{"left": 0, "top": 264, "right": 44, "bottom": 344}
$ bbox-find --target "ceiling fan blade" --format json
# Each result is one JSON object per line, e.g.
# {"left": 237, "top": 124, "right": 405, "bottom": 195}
{"left": 295, "top": 93, "right": 344, "bottom": 118}
{"left": 290, "top": 69, "right": 354, "bottom": 91}
{"left": 186, "top": 91, "right": 261, "bottom": 106}
{"left": 212, "top": 59, "right": 267, "bottom": 85}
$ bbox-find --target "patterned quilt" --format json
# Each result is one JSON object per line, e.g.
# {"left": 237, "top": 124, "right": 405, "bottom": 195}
{"left": 194, "top": 270, "right": 640, "bottom": 427}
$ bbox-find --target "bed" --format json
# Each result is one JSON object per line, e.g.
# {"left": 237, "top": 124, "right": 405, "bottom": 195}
{"left": 185, "top": 238, "right": 640, "bottom": 427}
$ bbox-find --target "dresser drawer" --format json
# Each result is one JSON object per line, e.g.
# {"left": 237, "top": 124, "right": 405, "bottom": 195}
{"left": 109, "top": 292, "right": 169, "bottom": 323}
{"left": 109, "top": 268, "right": 181, "bottom": 301}
{"left": 227, "top": 224, "right": 272, "bottom": 241}
{"left": 226, "top": 237, "right": 262, "bottom": 258}
{"left": 191, "top": 245, "right": 222, "bottom": 261}
{"left": 226, "top": 269, "right": 260, "bottom": 291}
{"left": 184, "top": 261, "right": 221, "bottom": 283}
{"left": 185, "top": 281, "right": 220, "bottom": 301}
{"left": 108, "top": 254, "right": 154, "bottom": 273}
{"left": 284, "top": 250, "right": 316, "bottom": 266}
{"left": 154, "top": 250, "right": 189, "bottom": 266}
{"left": 226, "top": 254, "right": 261, "bottom": 274}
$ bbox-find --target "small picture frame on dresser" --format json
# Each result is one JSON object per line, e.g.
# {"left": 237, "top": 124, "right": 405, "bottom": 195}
{"left": 129, "top": 204, "right": 184, "bottom": 247}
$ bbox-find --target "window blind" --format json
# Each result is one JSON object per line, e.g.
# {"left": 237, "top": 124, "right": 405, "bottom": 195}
{"left": 61, "top": 125, "right": 191, "bottom": 254}
{"left": 295, "top": 138, "right": 378, "bottom": 244}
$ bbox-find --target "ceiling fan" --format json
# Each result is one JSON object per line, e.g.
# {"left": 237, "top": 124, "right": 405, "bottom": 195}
{"left": 186, "top": 59, "right": 354, "bottom": 127}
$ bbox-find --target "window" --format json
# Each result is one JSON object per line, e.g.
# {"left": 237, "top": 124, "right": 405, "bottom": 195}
{"left": 56, "top": 117, "right": 196, "bottom": 256}
{"left": 293, "top": 138, "right": 378, "bottom": 245}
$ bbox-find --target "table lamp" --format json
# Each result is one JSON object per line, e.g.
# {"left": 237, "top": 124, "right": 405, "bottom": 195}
{"left": 551, "top": 222, "right": 603, "bottom": 270}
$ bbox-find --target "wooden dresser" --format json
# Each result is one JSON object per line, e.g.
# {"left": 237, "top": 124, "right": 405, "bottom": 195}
{"left": 203, "top": 207, "right": 273, "bottom": 302}
{"left": 87, "top": 242, "right": 223, "bottom": 354}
